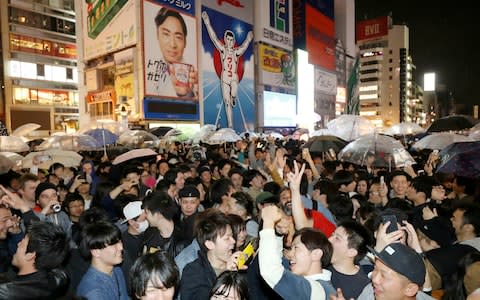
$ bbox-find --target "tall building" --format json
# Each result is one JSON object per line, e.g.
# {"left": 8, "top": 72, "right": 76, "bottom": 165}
{"left": 0, "top": 0, "right": 79, "bottom": 133}
{"left": 355, "top": 16, "right": 417, "bottom": 128}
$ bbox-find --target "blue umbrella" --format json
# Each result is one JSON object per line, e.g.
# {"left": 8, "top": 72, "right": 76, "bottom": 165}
{"left": 84, "top": 128, "right": 118, "bottom": 145}
{"left": 436, "top": 141, "right": 480, "bottom": 178}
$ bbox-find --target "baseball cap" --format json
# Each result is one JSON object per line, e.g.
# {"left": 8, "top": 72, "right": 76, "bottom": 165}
{"left": 418, "top": 218, "right": 455, "bottom": 248}
{"left": 369, "top": 243, "right": 426, "bottom": 286}
{"left": 256, "top": 191, "right": 278, "bottom": 205}
{"left": 35, "top": 182, "right": 57, "bottom": 200}
{"left": 178, "top": 185, "right": 200, "bottom": 198}
{"left": 122, "top": 201, "right": 143, "bottom": 224}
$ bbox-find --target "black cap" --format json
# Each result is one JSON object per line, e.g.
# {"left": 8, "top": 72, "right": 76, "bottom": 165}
{"left": 369, "top": 243, "right": 426, "bottom": 286}
{"left": 197, "top": 165, "right": 211, "bottom": 175}
{"left": 35, "top": 182, "right": 57, "bottom": 200}
{"left": 178, "top": 185, "right": 200, "bottom": 198}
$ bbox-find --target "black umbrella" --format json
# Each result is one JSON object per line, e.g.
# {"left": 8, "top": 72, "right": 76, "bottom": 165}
{"left": 303, "top": 135, "right": 348, "bottom": 154}
{"left": 149, "top": 126, "right": 174, "bottom": 137}
{"left": 427, "top": 115, "right": 475, "bottom": 133}
{"left": 436, "top": 141, "right": 480, "bottom": 178}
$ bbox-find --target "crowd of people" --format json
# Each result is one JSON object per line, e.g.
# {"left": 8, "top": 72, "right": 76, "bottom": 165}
{"left": 0, "top": 135, "right": 479, "bottom": 300}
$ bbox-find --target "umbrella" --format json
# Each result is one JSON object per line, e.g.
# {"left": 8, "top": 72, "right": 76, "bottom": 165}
{"left": 338, "top": 133, "right": 415, "bottom": 169}
{"left": 411, "top": 132, "right": 472, "bottom": 150}
{"left": 117, "top": 130, "right": 159, "bottom": 148}
{"left": 80, "top": 119, "right": 127, "bottom": 135}
{"left": 163, "top": 128, "right": 195, "bottom": 142}
{"left": 384, "top": 122, "right": 425, "bottom": 136}
{"left": 311, "top": 128, "right": 335, "bottom": 137}
{"left": 84, "top": 128, "right": 118, "bottom": 145}
{"left": 469, "top": 129, "right": 480, "bottom": 141}
{"left": 262, "top": 131, "right": 284, "bottom": 140}
{"left": 0, "top": 136, "right": 30, "bottom": 152}
{"left": 11, "top": 123, "right": 41, "bottom": 137}
{"left": 22, "top": 150, "right": 83, "bottom": 169}
{"left": 36, "top": 134, "right": 101, "bottom": 151}
{"left": 303, "top": 135, "right": 348, "bottom": 153}
{"left": 0, "top": 152, "right": 24, "bottom": 167}
{"left": 112, "top": 148, "right": 158, "bottom": 165}
{"left": 149, "top": 126, "right": 174, "bottom": 138}
{"left": 327, "top": 114, "right": 376, "bottom": 141}
{"left": 205, "top": 128, "right": 242, "bottom": 144}
{"left": 0, "top": 155, "right": 14, "bottom": 174}
{"left": 427, "top": 115, "right": 475, "bottom": 133}
{"left": 436, "top": 141, "right": 480, "bottom": 178}
{"left": 192, "top": 124, "right": 217, "bottom": 144}
{"left": 239, "top": 131, "right": 259, "bottom": 140}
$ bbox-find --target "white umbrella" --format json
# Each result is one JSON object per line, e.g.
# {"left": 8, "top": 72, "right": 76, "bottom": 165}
{"left": 412, "top": 132, "right": 473, "bottom": 150}
{"left": 0, "top": 155, "right": 14, "bottom": 174}
{"left": 11, "top": 123, "right": 41, "bottom": 137}
{"left": 469, "top": 129, "right": 480, "bottom": 141}
{"left": 262, "top": 131, "right": 284, "bottom": 140}
{"left": 112, "top": 148, "right": 158, "bottom": 165}
{"left": 205, "top": 128, "right": 242, "bottom": 144}
{"left": 327, "top": 114, "right": 376, "bottom": 141}
{"left": 239, "top": 131, "right": 259, "bottom": 140}
{"left": 311, "top": 128, "right": 335, "bottom": 137}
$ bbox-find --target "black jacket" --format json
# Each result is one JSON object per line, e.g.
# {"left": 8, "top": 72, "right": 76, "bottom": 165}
{"left": 179, "top": 250, "right": 217, "bottom": 300}
{"left": 140, "top": 225, "right": 186, "bottom": 258}
{"left": 0, "top": 269, "right": 69, "bottom": 299}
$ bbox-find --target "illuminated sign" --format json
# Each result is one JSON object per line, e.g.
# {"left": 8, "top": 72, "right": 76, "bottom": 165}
{"left": 356, "top": 16, "right": 389, "bottom": 42}
{"left": 9, "top": 34, "right": 77, "bottom": 59}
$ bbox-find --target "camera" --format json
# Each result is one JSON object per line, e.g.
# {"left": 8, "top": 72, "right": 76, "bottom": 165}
{"left": 52, "top": 203, "right": 62, "bottom": 213}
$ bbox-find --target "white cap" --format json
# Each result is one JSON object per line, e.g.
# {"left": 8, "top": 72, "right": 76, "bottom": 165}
{"left": 122, "top": 201, "right": 143, "bottom": 224}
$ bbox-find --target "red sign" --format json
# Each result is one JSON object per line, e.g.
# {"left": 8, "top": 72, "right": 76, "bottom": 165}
{"left": 87, "top": 89, "right": 116, "bottom": 104}
{"left": 356, "top": 16, "right": 389, "bottom": 42}
{"left": 305, "top": 4, "right": 335, "bottom": 71}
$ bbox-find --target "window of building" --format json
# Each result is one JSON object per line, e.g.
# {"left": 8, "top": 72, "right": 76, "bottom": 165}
{"left": 389, "top": 67, "right": 393, "bottom": 72}
{"left": 389, "top": 59, "right": 393, "bottom": 63}
{"left": 389, "top": 76, "right": 393, "bottom": 80}
{"left": 66, "top": 68, "right": 73, "bottom": 80}
{"left": 389, "top": 50, "right": 393, "bottom": 54}
{"left": 37, "top": 64, "right": 45, "bottom": 77}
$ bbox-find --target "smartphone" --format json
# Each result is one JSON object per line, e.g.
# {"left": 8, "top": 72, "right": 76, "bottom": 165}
{"left": 432, "top": 149, "right": 439, "bottom": 155}
{"left": 380, "top": 176, "right": 385, "bottom": 186}
{"left": 382, "top": 215, "right": 398, "bottom": 233}
{"left": 237, "top": 241, "right": 255, "bottom": 268}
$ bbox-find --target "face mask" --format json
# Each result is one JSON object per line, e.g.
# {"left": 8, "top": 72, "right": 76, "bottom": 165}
{"left": 137, "top": 220, "right": 149, "bottom": 233}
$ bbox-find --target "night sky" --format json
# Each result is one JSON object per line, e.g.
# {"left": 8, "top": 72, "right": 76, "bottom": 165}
{"left": 355, "top": 0, "right": 480, "bottom": 107}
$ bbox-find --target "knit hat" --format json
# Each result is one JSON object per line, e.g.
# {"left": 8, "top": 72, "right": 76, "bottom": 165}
{"left": 35, "top": 182, "right": 57, "bottom": 200}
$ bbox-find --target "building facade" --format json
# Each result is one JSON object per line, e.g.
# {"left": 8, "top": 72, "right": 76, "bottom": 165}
{"left": 356, "top": 16, "right": 420, "bottom": 128}
{"left": 0, "top": 0, "right": 79, "bottom": 133}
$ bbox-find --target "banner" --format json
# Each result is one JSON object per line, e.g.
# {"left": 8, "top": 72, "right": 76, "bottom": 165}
{"left": 82, "top": 0, "right": 136, "bottom": 60}
{"left": 254, "top": 0, "right": 293, "bottom": 50}
{"left": 142, "top": 0, "right": 198, "bottom": 102}
{"left": 356, "top": 16, "right": 389, "bottom": 42}
{"left": 314, "top": 67, "right": 336, "bottom": 95}
{"left": 347, "top": 57, "right": 360, "bottom": 114}
{"left": 305, "top": 4, "right": 335, "bottom": 71}
{"left": 201, "top": 5, "right": 255, "bottom": 131}
{"left": 258, "top": 44, "right": 295, "bottom": 89}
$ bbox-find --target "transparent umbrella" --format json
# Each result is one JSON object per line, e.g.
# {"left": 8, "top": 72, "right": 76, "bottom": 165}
{"left": 205, "top": 128, "right": 242, "bottom": 144}
{"left": 469, "top": 129, "right": 480, "bottom": 141}
{"left": 11, "top": 123, "right": 41, "bottom": 137}
{"left": 327, "top": 114, "right": 376, "bottom": 141}
{"left": 36, "top": 134, "right": 101, "bottom": 151}
{"left": 411, "top": 132, "right": 472, "bottom": 150}
{"left": 338, "top": 133, "right": 415, "bottom": 169}
{"left": 384, "top": 122, "right": 425, "bottom": 136}
{"left": 23, "top": 150, "right": 83, "bottom": 169}
{"left": 117, "top": 130, "right": 159, "bottom": 148}
{"left": 192, "top": 124, "right": 217, "bottom": 144}
{"left": 0, "top": 152, "right": 24, "bottom": 167}
{"left": 0, "top": 136, "right": 30, "bottom": 152}
{"left": 0, "top": 155, "right": 14, "bottom": 175}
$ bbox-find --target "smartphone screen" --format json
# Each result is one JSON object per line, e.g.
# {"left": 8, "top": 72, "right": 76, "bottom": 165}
{"left": 382, "top": 215, "right": 398, "bottom": 233}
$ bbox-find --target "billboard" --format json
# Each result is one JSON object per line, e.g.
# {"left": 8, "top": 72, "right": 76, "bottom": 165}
{"left": 254, "top": 0, "right": 293, "bottom": 50}
{"left": 258, "top": 43, "right": 295, "bottom": 89}
{"left": 356, "top": 16, "right": 389, "bottom": 42}
{"left": 314, "top": 67, "right": 336, "bottom": 95}
{"left": 305, "top": 4, "right": 335, "bottom": 71}
{"left": 263, "top": 91, "right": 297, "bottom": 127}
{"left": 82, "top": 0, "right": 136, "bottom": 60}
{"left": 201, "top": 5, "right": 255, "bottom": 131}
{"left": 142, "top": 0, "right": 198, "bottom": 101}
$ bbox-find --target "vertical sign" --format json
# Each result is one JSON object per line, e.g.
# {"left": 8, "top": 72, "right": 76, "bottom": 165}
{"left": 201, "top": 3, "right": 255, "bottom": 131}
